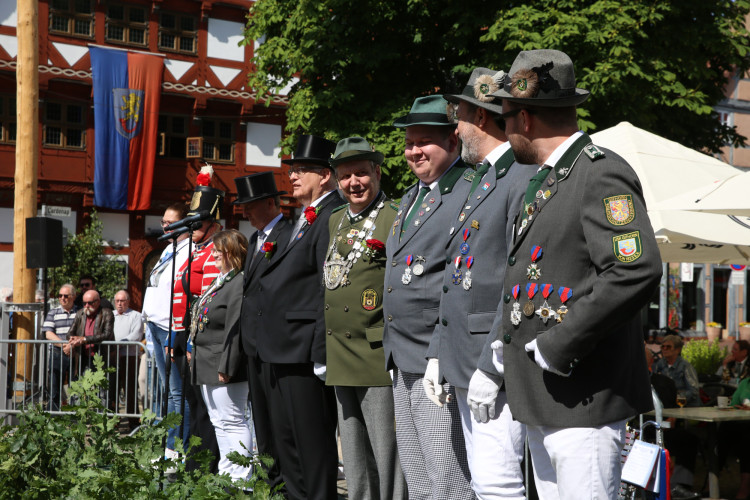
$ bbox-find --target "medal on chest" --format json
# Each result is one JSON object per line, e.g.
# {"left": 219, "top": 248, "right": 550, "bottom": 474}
{"left": 402, "top": 255, "right": 413, "bottom": 285}
{"left": 526, "top": 245, "right": 543, "bottom": 280}
{"left": 451, "top": 256, "right": 463, "bottom": 285}
{"left": 510, "top": 284, "right": 522, "bottom": 326}
{"left": 524, "top": 283, "right": 538, "bottom": 317}
{"left": 556, "top": 286, "right": 573, "bottom": 323}
{"left": 412, "top": 256, "right": 426, "bottom": 276}
{"left": 462, "top": 256, "right": 474, "bottom": 291}
{"left": 535, "top": 284, "right": 557, "bottom": 324}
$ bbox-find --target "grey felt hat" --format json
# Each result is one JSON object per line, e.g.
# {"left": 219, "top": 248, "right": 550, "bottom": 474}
{"left": 330, "top": 137, "right": 384, "bottom": 167}
{"left": 490, "top": 49, "right": 589, "bottom": 107}
{"left": 444, "top": 67, "right": 506, "bottom": 115}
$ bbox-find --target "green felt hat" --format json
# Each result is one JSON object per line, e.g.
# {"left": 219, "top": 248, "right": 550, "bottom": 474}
{"left": 330, "top": 137, "right": 385, "bottom": 167}
{"left": 393, "top": 95, "right": 456, "bottom": 128}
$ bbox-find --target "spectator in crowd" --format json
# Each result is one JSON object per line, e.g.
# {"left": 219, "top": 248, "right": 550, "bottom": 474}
{"left": 718, "top": 340, "right": 749, "bottom": 387}
{"left": 42, "top": 284, "right": 77, "bottom": 410}
{"left": 142, "top": 202, "right": 190, "bottom": 456}
{"left": 653, "top": 334, "right": 701, "bottom": 407}
{"left": 383, "top": 95, "right": 474, "bottom": 498}
{"left": 74, "top": 276, "right": 113, "bottom": 310}
{"left": 67, "top": 290, "right": 114, "bottom": 374}
{"left": 112, "top": 290, "right": 144, "bottom": 430}
{"left": 189, "top": 229, "right": 250, "bottom": 481}
{"left": 325, "top": 137, "right": 406, "bottom": 499}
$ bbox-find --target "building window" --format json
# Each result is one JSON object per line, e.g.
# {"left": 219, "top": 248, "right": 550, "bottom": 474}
{"left": 49, "top": 0, "right": 94, "bottom": 39}
{"left": 0, "top": 96, "right": 16, "bottom": 144}
{"left": 201, "top": 120, "right": 234, "bottom": 162}
{"left": 105, "top": 4, "right": 148, "bottom": 47}
{"left": 158, "top": 12, "right": 197, "bottom": 54}
{"left": 43, "top": 101, "right": 86, "bottom": 149}
{"left": 157, "top": 115, "right": 189, "bottom": 158}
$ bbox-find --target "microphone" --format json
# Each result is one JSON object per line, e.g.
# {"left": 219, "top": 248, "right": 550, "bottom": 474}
{"left": 157, "top": 225, "right": 190, "bottom": 242}
{"left": 164, "top": 210, "right": 211, "bottom": 232}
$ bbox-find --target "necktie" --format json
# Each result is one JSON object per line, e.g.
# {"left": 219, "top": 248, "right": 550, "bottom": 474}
{"left": 289, "top": 212, "right": 306, "bottom": 245}
{"left": 401, "top": 186, "right": 430, "bottom": 238}
{"left": 256, "top": 230, "right": 266, "bottom": 254}
{"left": 469, "top": 161, "right": 491, "bottom": 196}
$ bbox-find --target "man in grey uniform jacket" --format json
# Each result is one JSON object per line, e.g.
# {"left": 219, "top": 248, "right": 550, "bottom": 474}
{"left": 422, "top": 67, "right": 533, "bottom": 499}
{"left": 480, "top": 49, "right": 662, "bottom": 499}
{"left": 383, "top": 95, "right": 474, "bottom": 499}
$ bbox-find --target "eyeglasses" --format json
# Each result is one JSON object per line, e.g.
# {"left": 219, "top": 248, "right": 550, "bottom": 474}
{"left": 498, "top": 108, "right": 536, "bottom": 120}
{"left": 83, "top": 300, "right": 99, "bottom": 305}
{"left": 58, "top": 294, "right": 70, "bottom": 298}
{"left": 288, "top": 166, "right": 324, "bottom": 178}
{"left": 79, "top": 282, "right": 92, "bottom": 289}
{"left": 160, "top": 220, "right": 177, "bottom": 227}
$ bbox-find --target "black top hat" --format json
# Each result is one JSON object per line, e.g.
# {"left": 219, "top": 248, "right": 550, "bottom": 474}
{"left": 233, "top": 171, "right": 287, "bottom": 205}
{"left": 188, "top": 185, "right": 225, "bottom": 219}
{"left": 283, "top": 135, "right": 337, "bottom": 168}
{"left": 490, "top": 50, "right": 590, "bottom": 107}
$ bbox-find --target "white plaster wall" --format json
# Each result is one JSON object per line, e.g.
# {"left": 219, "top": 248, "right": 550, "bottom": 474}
{"left": 245, "top": 122, "right": 281, "bottom": 168}
{"left": 207, "top": 18, "right": 245, "bottom": 62}
{"left": 99, "top": 213, "right": 130, "bottom": 247}
{"left": 0, "top": 252, "right": 12, "bottom": 289}
{"left": 0, "top": 1, "right": 16, "bottom": 28}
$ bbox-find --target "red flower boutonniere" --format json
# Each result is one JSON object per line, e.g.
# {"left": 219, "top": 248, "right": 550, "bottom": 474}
{"left": 262, "top": 241, "right": 276, "bottom": 259}
{"left": 304, "top": 206, "right": 320, "bottom": 225}
{"left": 364, "top": 238, "right": 386, "bottom": 260}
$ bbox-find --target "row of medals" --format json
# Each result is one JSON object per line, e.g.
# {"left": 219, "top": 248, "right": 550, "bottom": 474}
{"left": 509, "top": 246, "right": 570, "bottom": 327}
{"left": 323, "top": 200, "right": 383, "bottom": 290}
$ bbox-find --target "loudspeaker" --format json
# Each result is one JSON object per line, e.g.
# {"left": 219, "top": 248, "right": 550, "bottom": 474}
{"left": 26, "top": 217, "right": 64, "bottom": 269}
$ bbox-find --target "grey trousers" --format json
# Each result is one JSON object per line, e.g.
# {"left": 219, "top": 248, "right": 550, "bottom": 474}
{"left": 335, "top": 385, "right": 407, "bottom": 500}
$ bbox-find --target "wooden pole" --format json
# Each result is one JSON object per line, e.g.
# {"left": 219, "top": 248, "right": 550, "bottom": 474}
{"left": 13, "top": 0, "right": 39, "bottom": 395}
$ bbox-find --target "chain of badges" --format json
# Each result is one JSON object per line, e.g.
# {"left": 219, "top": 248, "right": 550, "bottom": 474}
{"left": 323, "top": 195, "right": 385, "bottom": 290}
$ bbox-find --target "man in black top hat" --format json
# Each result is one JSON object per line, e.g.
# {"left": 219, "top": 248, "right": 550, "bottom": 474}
{"left": 236, "top": 135, "right": 342, "bottom": 499}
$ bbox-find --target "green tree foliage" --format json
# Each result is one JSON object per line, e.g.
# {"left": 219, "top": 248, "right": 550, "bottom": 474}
{"left": 244, "top": 0, "right": 750, "bottom": 195}
{"left": 49, "top": 210, "right": 126, "bottom": 300}
{"left": 0, "top": 355, "right": 282, "bottom": 499}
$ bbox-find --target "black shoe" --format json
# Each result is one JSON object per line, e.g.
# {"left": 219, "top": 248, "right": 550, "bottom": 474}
{"left": 671, "top": 483, "right": 701, "bottom": 500}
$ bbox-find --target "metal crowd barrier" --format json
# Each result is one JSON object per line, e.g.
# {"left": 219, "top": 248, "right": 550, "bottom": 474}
{"left": 0, "top": 303, "right": 163, "bottom": 424}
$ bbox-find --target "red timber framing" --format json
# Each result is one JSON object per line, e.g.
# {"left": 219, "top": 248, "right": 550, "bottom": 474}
{"left": 0, "top": 0, "right": 296, "bottom": 309}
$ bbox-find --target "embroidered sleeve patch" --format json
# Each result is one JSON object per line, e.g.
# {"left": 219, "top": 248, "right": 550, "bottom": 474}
{"left": 613, "top": 231, "right": 642, "bottom": 262}
{"left": 603, "top": 194, "right": 635, "bottom": 226}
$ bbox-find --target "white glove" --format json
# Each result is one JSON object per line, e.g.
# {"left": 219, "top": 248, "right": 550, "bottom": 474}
{"left": 313, "top": 362, "right": 327, "bottom": 381}
{"left": 467, "top": 368, "right": 502, "bottom": 423}
{"left": 524, "top": 339, "right": 570, "bottom": 377}
{"left": 490, "top": 340, "right": 505, "bottom": 376}
{"left": 422, "top": 358, "right": 446, "bottom": 407}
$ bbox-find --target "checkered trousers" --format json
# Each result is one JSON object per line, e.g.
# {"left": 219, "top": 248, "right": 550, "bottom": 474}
{"left": 393, "top": 368, "right": 475, "bottom": 500}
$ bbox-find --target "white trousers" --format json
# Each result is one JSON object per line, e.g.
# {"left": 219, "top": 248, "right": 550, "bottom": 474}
{"left": 200, "top": 382, "right": 253, "bottom": 482}
{"left": 526, "top": 419, "right": 627, "bottom": 500}
{"left": 455, "top": 387, "right": 526, "bottom": 500}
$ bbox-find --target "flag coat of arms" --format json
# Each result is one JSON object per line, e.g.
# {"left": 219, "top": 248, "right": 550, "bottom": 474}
{"left": 90, "top": 46, "right": 163, "bottom": 210}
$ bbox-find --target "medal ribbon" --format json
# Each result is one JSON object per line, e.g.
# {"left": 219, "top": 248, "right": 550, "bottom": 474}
{"left": 541, "top": 283, "right": 553, "bottom": 299}
{"left": 406, "top": 255, "right": 413, "bottom": 266}
{"left": 530, "top": 245, "right": 543, "bottom": 262}
{"left": 466, "top": 256, "right": 474, "bottom": 269}
{"left": 558, "top": 286, "right": 572, "bottom": 303}
{"left": 526, "top": 282, "right": 538, "bottom": 299}
{"left": 462, "top": 228, "right": 470, "bottom": 241}
{"left": 454, "top": 256, "right": 462, "bottom": 269}
{"left": 512, "top": 284, "right": 520, "bottom": 300}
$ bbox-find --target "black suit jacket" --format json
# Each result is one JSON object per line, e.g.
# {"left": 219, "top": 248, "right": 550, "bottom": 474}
{"left": 248, "top": 191, "right": 344, "bottom": 365}
{"left": 240, "top": 216, "right": 292, "bottom": 358}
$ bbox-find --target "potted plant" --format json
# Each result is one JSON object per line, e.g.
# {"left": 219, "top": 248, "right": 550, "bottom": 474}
{"left": 705, "top": 321, "right": 722, "bottom": 341}
{"left": 681, "top": 338, "right": 727, "bottom": 381}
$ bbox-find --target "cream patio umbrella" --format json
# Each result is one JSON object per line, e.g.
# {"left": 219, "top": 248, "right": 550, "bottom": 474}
{"left": 655, "top": 170, "right": 750, "bottom": 217}
{"left": 591, "top": 122, "right": 750, "bottom": 264}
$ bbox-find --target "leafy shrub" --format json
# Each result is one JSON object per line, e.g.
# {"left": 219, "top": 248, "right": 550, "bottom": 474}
{"left": 681, "top": 339, "right": 727, "bottom": 376}
{"left": 0, "top": 355, "right": 282, "bottom": 499}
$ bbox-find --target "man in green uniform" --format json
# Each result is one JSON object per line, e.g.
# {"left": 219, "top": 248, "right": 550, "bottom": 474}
{"left": 323, "top": 137, "right": 406, "bottom": 500}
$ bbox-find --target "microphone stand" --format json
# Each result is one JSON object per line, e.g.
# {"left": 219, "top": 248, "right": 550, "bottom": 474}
{"left": 177, "top": 227, "right": 195, "bottom": 444}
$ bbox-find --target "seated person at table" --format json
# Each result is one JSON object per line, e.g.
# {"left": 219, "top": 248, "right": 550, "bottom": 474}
{"left": 717, "top": 340, "right": 749, "bottom": 388}
{"left": 718, "top": 373, "right": 750, "bottom": 500}
{"left": 647, "top": 346, "right": 700, "bottom": 500}
{"left": 653, "top": 335, "right": 700, "bottom": 407}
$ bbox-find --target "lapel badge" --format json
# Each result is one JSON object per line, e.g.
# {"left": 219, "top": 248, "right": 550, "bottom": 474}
{"left": 471, "top": 220, "right": 479, "bottom": 230}
{"left": 429, "top": 198, "right": 435, "bottom": 204}
{"left": 459, "top": 212, "right": 466, "bottom": 221}
{"left": 556, "top": 305, "right": 568, "bottom": 323}
{"left": 483, "top": 182, "right": 490, "bottom": 190}
{"left": 547, "top": 178, "right": 555, "bottom": 186}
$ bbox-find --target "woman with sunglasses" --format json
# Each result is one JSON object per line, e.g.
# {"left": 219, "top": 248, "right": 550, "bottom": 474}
{"left": 188, "top": 229, "right": 251, "bottom": 482}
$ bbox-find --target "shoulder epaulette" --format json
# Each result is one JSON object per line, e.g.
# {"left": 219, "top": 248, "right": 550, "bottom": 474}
{"left": 331, "top": 204, "right": 348, "bottom": 213}
{"left": 584, "top": 144, "right": 606, "bottom": 161}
